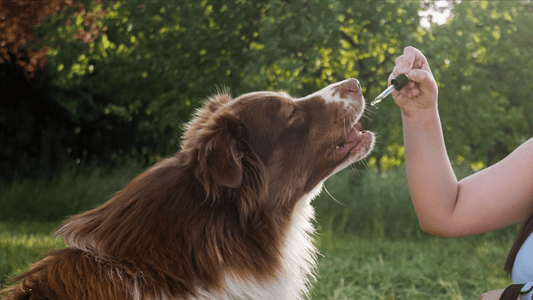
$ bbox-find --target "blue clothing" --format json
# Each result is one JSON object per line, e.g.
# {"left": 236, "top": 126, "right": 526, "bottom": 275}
{"left": 513, "top": 232, "right": 533, "bottom": 284}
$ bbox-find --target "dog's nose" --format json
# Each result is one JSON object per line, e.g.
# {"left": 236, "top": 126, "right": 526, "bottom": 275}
{"left": 343, "top": 78, "right": 361, "bottom": 93}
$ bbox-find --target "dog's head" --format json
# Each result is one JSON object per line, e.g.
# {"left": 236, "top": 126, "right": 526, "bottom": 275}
{"left": 181, "top": 78, "right": 374, "bottom": 211}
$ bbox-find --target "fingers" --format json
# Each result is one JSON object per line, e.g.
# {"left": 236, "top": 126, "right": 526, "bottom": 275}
{"left": 393, "top": 46, "right": 432, "bottom": 77}
{"left": 389, "top": 46, "right": 439, "bottom": 113}
{"left": 389, "top": 70, "right": 420, "bottom": 98}
{"left": 405, "top": 46, "right": 432, "bottom": 72}
{"left": 389, "top": 46, "right": 437, "bottom": 101}
{"left": 390, "top": 47, "right": 435, "bottom": 93}
{"left": 406, "top": 69, "right": 432, "bottom": 85}
{"left": 389, "top": 65, "right": 405, "bottom": 83}
{"left": 398, "top": 48, "right": 414, "bottom": 74}
{"left": 388, "top": 71, "right": 395, "bottom": 85}
{"left": 389, "top": 68, "right": 432, "bottom": 99}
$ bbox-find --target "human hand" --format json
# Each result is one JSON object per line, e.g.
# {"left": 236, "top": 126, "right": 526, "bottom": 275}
{"left": 390, "top": 46, "right": 439, "bottom": 118}
{"left": 479, "top": 289, "right": 504, "bottom": 300}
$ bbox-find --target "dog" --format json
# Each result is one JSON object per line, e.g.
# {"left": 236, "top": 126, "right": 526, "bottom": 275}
{"left": 2, "top": 78, "right": 374, "bottom": 300}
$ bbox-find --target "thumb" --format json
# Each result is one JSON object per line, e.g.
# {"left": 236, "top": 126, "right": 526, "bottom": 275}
{"left": 407, "top": 69, "right": 435, "bottom": 87}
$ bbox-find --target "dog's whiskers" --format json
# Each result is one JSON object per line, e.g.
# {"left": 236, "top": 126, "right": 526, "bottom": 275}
{"left": 323, "top": 184, "right": 345, "bottom": 206}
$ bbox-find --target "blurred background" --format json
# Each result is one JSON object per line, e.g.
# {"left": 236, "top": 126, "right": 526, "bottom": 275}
{"left": 2, "top": 0, "right": 532, "bottom": 181}
{"left": 1, "top": 0, "right": 532, "bottom": 298}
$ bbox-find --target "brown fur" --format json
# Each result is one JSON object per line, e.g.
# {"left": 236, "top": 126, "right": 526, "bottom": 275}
{"left": 2, "top": 80, "right": 372, "bottom": 300}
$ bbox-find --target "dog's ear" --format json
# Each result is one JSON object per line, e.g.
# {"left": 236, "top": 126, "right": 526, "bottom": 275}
{"left": 195, "top": 113, "right": 266, "bottom": 193}
{"left": 202, "top": 117, "right": 244, "bottom": 189}
{"left": 194, "top": 113, "right": 268, "bottom": 225}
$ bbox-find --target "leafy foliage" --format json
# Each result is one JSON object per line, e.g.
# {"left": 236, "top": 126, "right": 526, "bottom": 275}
{"left": 422, "top": 0, "right": 533, "bottom": 166}
{"left": 0, "top": 0, "right": 73, "bottom": 77}
{"left": 2, "top": 0, "right": 533, "bottom": 179}
{"left": 1, "top": 0, "right": 421, "bottom": 179}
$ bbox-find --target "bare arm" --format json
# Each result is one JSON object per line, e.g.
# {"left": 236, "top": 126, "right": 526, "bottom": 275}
{"left": 393, "top": 46, "right": 533, "bottom": 237}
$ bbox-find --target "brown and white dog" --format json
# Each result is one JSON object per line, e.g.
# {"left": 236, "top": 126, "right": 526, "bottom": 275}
{"left": 2, "top": 78, "right": 374, "bottom": 300}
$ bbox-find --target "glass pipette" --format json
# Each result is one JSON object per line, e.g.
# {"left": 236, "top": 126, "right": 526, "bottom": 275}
{"left": 370, "top": 73, "right": 409, "bottom": 106}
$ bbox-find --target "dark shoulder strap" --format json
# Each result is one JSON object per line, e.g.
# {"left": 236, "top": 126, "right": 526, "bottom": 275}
{"left": 505, "top": 207, "right": 533, "bottom": 274}
{"left": 500, "top": 284, "right": 524, "bottom": 300}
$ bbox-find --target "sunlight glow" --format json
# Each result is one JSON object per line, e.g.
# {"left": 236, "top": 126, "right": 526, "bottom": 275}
{"left": 419, "top": 0, "right": 458, "bottom": 28}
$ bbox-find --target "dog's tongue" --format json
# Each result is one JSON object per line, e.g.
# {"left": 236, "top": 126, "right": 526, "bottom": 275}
{"left": 338, "top": 124, "right": 363, "bottom": 154}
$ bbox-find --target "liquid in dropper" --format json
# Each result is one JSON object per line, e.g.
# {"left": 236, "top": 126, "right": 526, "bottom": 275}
{"left": 370, "top": 85, "right": 396, "bottom": 106}
{"left": 370, "top": 73, "right": 409, "bottom": 106}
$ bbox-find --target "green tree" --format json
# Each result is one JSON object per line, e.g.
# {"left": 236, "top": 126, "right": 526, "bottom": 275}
{"left": 425, "top": 0, "right": 533, "bottom": 167}
{"left": 15, "top": 0, "right": 421, "bottom": 174}
{"left": 0, "top": 0, "right": 74, "bottom": 77}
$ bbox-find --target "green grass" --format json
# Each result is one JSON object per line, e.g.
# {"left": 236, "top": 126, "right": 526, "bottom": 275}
{"left": 311, "top": 232, "right": 513, "bottom": 299}
{"left": 0, "top": 163, "right": 145, "bottom": 222}
{"left": 0, "top": 221, "right": 515, "bottom": 299}
{"left": 0, "top": 221, "right": 67, "bottom": 285}
{"left": 0, "top": 164, "right": 520, "bottom": 299}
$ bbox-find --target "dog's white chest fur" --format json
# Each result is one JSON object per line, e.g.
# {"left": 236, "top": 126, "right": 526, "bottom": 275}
{"left": 195, "top": 182, "right": 323, "bottom": 300}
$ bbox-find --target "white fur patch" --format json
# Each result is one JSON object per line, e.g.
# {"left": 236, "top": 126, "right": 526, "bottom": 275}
{"left": 194, "top": 182, "right": 323, "bottom": 300}
{"left": 299, "top": 79, "right": 365, "bottom": 108}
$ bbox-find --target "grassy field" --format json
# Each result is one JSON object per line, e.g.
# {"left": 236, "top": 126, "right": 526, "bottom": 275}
{"left": 0, "top": 163, "right": 519, "bottom": 299}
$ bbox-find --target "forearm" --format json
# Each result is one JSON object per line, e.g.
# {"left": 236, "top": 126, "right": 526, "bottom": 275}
{"left": 402, "top": 105, "right": 459, "bottom": 236}
{"left": 393, "top": 46, "right": 533, "bottom": 238}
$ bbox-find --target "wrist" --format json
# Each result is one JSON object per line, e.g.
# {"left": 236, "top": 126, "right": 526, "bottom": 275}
{"left": 401, "top": 103, "right": 440, "bottom": 128}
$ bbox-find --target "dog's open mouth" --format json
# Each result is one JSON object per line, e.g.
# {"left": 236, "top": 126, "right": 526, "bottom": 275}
{"left": 330, "top": 122, "right": 374, "bottom": 161}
